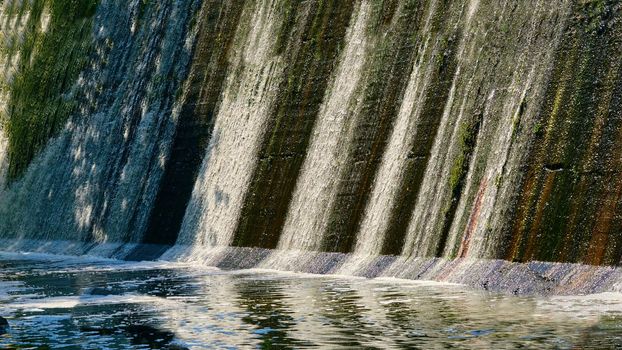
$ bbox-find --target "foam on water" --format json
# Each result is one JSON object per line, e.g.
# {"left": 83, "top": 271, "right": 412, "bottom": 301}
{"left": 1, "top": 251, "right": 622, "bottom": 348}
{"left": 4, "top": 240, "right": 622, "bottom": 296}
{"left": 2, "top": 294, "right": 173, "bottom": 312}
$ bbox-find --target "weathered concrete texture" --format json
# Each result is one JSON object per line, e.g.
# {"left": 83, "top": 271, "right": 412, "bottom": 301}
{"left": 507, "top": 0, "right": 622, "bottom": 265}
{"left": 3, "top": 238, "right": 622, "bottom": 296}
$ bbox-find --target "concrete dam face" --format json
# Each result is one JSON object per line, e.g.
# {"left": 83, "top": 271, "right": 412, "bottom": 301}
{"left": 1, "top": 0, "right": 622, "bottom": 294}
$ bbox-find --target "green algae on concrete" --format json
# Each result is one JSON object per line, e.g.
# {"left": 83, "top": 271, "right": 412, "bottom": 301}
{"left": 507, "top": 0, "right": 622, "bottom": 265}
{"left": 2, "top": 0, "right": 97, "bottom": 181}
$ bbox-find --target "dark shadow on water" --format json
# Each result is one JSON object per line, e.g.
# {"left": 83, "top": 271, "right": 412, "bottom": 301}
{"left": 233, "top": 277, "right": 308, "bottom": 349}
{"left": 124, "top": 244, "right": 172, "bottom": 261}
{"left": 80, "top": 324, "right": 187, "bottom": 350}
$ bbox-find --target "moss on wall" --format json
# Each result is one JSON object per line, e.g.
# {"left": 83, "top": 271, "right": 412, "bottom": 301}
{"left": 2, "top": 0, "right": 97, "bottom": 181}
{"left": 507, "top": 0, "right": 622, "bottom": 264}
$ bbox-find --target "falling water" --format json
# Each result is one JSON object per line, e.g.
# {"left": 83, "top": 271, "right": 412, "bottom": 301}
{"left": 0, "top": 0, "right": 200, "bottom": 244}
{"left": 179, "top": 0, "right": 287, "bottom": 247}
{"left": 353, "top": 0, "right": 441, "bottom": 256}
{"left": 278, "top": 1, "right": 372, "bottom": 252}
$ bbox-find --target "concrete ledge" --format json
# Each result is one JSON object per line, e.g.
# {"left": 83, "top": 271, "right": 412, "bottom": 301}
{"left": 1, "top": 239, "right": 620, "bottom": 296}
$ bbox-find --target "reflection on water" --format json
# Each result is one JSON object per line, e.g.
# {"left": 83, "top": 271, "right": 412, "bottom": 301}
{"left": 0, "top": 253, "right": 621, "bottom": 349}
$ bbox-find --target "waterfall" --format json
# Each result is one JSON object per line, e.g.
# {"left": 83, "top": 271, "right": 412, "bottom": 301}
{"left": 178, "top": 0, "right": 289, "bottom": 248}
{"left": 354, "top": 0, "right": 442, "bottom": 256}
{"left": 1, "top": 0, "right": 622, "bottom": 280}
{"left": 0, "top": 0, "right": 200, "bottom": 243}
{"left": 278, "top": 1, "right": 372, "bottom": 252}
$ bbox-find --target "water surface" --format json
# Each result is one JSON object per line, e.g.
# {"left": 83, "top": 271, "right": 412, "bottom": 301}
{"left": 0, "top": 252, "right": 621, "bottom": 349}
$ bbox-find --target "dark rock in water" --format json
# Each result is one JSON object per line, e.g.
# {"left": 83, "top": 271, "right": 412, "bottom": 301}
{"left": 167, "top": 345, "right": 190, "bottom": 350}
{"left": 125, "top": 325, "right": 187, "bottom": 349}
{"left": 82, "top": 287, "right": 114, "bottom": 296}
{"left": 80, "top": 323, "right": 188, "bottom": 349}
{"left": 0, "top": 317, "right": 9, "bottom": 334}
{"left": 125, "top": 244, "right": 173, "bottom": 262}
{"left": 79, "top": 326, "right": 116, "bottom": 336}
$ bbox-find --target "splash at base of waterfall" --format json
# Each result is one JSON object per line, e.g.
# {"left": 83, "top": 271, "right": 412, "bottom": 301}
{"left": 2, "top": 250, "right": 622, "bottom": 349}
{"left": 1, "top": 239, "right": 621, "bottom": 296}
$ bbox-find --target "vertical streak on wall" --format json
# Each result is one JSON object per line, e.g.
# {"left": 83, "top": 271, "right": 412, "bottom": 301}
{"left": 365, "top": 0, "right": 460, "bottom": 256}
{"left": 568, "top": 30, "right": 622, "bottom": 266}
{"left": 321, "top": 0, "right": 425, "bottom": 253}
{"left": 508, "top": 1, "right": 622, "bottom": 263}
{"left": 143, "top": 1, "right": 246, "bottom": 245}
{"left": 278, "top": 2, "right": 371, "bottom": 252}
{"left": 448, "top": 1, "right": 570, "bottom": 260}
{"left": 593, "top": 74, "right": 622, "bottom": 265}
{"left": 506, "top": 44, "right": 577, "bottom": 260}
{"left": 402, "top": 0, "right": 481, "bottom": 258}
{"left": 232, "top": 0, "right": 355, "bottom": 249}
{"left": 348, "top": 34, "right": 428, "bottom": 256}
{"left": 178, "top": 0, "right": 289, "bottom": 247}
{"left": 400, "top": 0, "right": 575, "bottom": 259}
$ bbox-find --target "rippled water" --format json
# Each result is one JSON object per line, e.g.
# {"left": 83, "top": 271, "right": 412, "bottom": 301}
{"left": 0, "top": 253, "right": 621, "bottom": 349}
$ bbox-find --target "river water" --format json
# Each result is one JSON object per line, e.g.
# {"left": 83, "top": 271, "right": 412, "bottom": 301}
{"left": 0, "top": 252, "right": 621, "bottom": 349}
